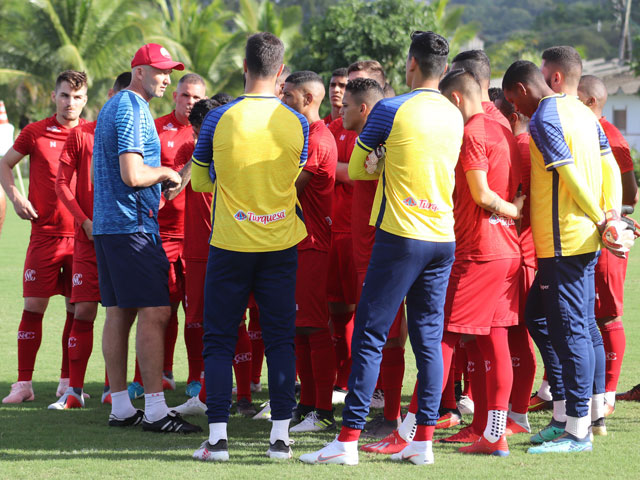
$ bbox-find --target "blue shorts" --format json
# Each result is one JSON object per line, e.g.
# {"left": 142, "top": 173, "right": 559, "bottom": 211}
{"left": 94, "top": 233, "right": 170, "bottom": 309}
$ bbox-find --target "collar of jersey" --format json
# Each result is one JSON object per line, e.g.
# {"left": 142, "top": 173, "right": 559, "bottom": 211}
{"left": 539, "top": 93, "right": 566, "bottom": 104}
{"left": 241, "top": 93, "right": 279, "bottom": 99}
{"left": 412, "top": 87, "right": 440, "bottom": 94}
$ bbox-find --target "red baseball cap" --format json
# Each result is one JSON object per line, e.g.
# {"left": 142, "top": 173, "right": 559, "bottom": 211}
{"left": 131, "top": 43, "right": 185, "bottom": 71}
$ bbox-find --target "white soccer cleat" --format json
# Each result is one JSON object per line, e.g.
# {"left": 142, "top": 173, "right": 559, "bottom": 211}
{"left": 253, "top": 401, "right": 271, "bottom": 420}
{"left": 266, "top": 439, "right": 293, "bottom": 460}
{"left": 173, "top": 396, "right": 207, "bottom": 416}
{"left": 251, "top": 382, "right": 262, "bottom": 393}
{"left": 2, "top": 381, "right": 35, "bottom": 404}
{"left": 290, "top": 411, "right": 336, "bottom": 433}
{"left": 332, "top": 388, "right": 348, "bottom": 405}
{"left": 390, "top": 441, "right": 434, "bottom": 465}
{"left": 299, "top": 438, "right": 358, "bottom": 465}
{"left": 457, "top": 395, "right": 474, "bottom": 415}
{"left": 48, "top": 389, "right": 85, "bottom": 410}
{"left": 193, "top": 439, "right": 229, "bottom": 462}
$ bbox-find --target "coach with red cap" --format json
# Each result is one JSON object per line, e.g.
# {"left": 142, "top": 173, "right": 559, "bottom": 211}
{"left": 92, "top": 43, "right": 201, "bottom": 433}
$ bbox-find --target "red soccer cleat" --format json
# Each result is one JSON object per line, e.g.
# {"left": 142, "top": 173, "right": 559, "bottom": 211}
{"left": 438, "top": 425, "right": 480, "bottom": 443}
{"left": 616, "top": 384, "right": 640, "bottom": 402}
{"left": 505, "top": 417, "right": 529, "bottom": 436}
{"left": 459, "top": 434, "right": 509, "bottom": 457}
{"left": 528, "top": 392, "right": 552, "bottom": 412}
{"left": 436, "top": 410, "right": 462, "bottom": 430}
{"left": 360, "top": 430, "right": 409, "bottom": 455}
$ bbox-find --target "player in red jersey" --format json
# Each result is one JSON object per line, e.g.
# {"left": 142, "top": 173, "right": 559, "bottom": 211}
{"left": 323, "top": 68, "right": 348, "bottom": 125}
{"left": 439, "top": 70, "right": 524, "bottom": 456}
{"left": 578, "top": 75, "right": 639, "bottom": 411}
{"left": 1, "top": 71, "right": 88, "bottom": 404}
{"left": 281, "top": 71, "right": 338, "bottom": 433}
{"left": 48, "top": 73, "right": 131, "bottom": 409}
{"left": 495, "top": 90, "right": 538, "bottom": 434}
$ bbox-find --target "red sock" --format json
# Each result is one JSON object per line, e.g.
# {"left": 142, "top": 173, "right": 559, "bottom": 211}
{"left": 17, "top": 310, "right": 44, "bottom": 381}
{"left": 476, "top": 327, "right": 513, "bottom": 412}
{"left": 338, "top": 425, "right": 361, "bottom": 442}
{"left": 408, "top": 381, "right": 418, "bottom": 414}
{"left": 466, "top": 339, "right": 487, "bottom": 435}
{"left": 330, "top": 311, "right": 354, "bottom": 390}
{"left": 508, "top": 324, "right": 537, "bottom": 413}
{"left": 68, "top": 319, "right": 94, "bottom": 389}
{"left": 441, "top": 366, "right": 457, "bottom": 410}
{"left": 233, "top": 323, "right": 252, "bottom": 401}
{"left": 381, "top": 346, "right": 404, "bottom": 420}
{"left": 163, "top": 310, "right": 178, "bottom": 373}
{"left": 248, "top": 307, "right": 264, "bottom": 384}
{"left": 295, "top": 334, "right": 315, "bottom": 407}
{"left": 309, "top": 329, "right": 337, "bottom": 412}
{"left": 198, "top": 373, "right": 207, "bottom": 404}
{"left": 184, "top": 320, "right": 204, "bottom": 383}
{"left": 133, "top": 358, "right": 143, "bottom": 384}
{"left": 414, "top": 424, "right": 435, "bottom": 441}
{"left": 600, "top": 321, "right": 626, "bottom": 392}
{"left": 60, "top": 311, "right": 74, "bottom": 378}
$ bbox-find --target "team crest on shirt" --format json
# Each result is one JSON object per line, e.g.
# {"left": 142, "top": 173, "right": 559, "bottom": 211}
{"left": 234, "top": 210, "right": 247, "bottom": 221}
{"left": 325, "top": 216, "right": 332, "bottom": 226}
{"left": 46, "top": 125, "right": 61, "bottom": 132}
{"left": 489, "top": 213, "right": 515, "bottom": 227}
{"left": 72, "top": 273, "right": 83, "bottom": 287}
{"left": 163, "top": 123, "right": 178, "bottom": 131}
{"left": 24, "top": 269, "right": 36, "bottom": 282}
{"left": 403, "top": 197, "right": 418, "bottom": 207}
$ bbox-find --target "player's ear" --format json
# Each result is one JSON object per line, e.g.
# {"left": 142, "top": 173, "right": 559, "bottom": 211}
{"left": 51, "top": 90, "right": 56, "bottom": 103}
{"left": 509, "top": 112, "right": 518, "bottom": 126}
{"left": 516, "top": 82, "right": 527, "bottom": 97}
{"left": 243, "top": 59, "right": 248, "bottom": 74}
{"left": 451, "top": 91, "right": 462, "bottom": 107}
{"left": 173, "top": 90, "right": 177, "bottom": 102}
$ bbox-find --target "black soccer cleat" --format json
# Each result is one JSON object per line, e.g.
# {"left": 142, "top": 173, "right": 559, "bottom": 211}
{"left": 108, "top": 409, "right": 144, "bottom": 427}
{"left": 142, "top": 410, "right": 203, "bottom": 434}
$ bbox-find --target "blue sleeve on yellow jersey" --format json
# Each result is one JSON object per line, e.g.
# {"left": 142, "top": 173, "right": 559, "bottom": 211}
{"left": 596, "top": 122, "right": 613, "bottom": 156}
{"left": 530, "top": 98, "right": 573, "bottom": 171}
{"left": 280, "top": 101, "right": 309, "bottom": 167}
{"left": 192, "top": 98, "right": 243, "bottom": 182}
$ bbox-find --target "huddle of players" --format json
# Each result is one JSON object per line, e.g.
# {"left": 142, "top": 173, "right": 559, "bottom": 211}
{"left": 1, "top": 29, "right": 638, "bottom": 465}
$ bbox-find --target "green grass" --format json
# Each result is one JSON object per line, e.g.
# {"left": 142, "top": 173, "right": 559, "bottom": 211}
{"left": 1, "top": 209, "right": 640, "bottom": 479}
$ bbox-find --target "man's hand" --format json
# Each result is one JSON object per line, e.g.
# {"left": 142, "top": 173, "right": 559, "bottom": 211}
{"left": 13, "top": 194, "right": 38, "bottom": 221}
{"left": 161, "top": 169, "right": 182, "bottom": 199}
{"left": 365, "top": 145, "right": 385, "bottom": 174}
{"left": 81, "top": 218, "right": 93, "bottom": 241}
{"left": 512, "top": 192, "right": 526, "bottom": 220}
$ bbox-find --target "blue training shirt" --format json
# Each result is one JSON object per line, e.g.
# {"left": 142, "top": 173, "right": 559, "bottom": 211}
{"left": 92, "top": 90, "right": 162, "bottom": 235}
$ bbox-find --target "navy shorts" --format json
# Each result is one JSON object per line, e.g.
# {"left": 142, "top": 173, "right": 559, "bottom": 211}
{"left": 94, "top": 233, "right": 170, "bottom": 309}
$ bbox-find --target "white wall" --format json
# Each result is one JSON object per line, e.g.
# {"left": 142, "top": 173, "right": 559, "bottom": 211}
{"left": 602, "top": 93, "right": 640, "bottom": 152}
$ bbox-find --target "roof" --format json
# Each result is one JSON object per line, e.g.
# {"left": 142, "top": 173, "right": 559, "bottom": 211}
{"left": 582, "top": 58, "right": 640, "bottom": 95}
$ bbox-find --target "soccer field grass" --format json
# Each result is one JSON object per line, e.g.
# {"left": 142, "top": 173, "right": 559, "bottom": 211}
{"left": 1, "top": 210, "right": 640, "bottom": 480}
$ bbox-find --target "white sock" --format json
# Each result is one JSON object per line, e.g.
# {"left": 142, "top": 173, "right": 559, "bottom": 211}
{"left": 332, "top": 438, "right": 358, "bottom": 453}
{"left": 270, "top": 419, "right": 291, "bottom": 444}
{"left": 552, "top": 400, "right": 567, "bottom": 423}
{"left": 538, "top": 379, "right": 552, "bottom": 401}
{"left": 410, "top": 440, "right": 431, "bottom": 454}
{"left": 484, "top": 409, "right": 507, "bottom": 442}
{"left": 111, "top": 390, "right": 137, "bottom": 419}
{"left": 398, "top": 412, "right": 417, "bottom": 441}
{"left": 209, "top": 422, "right": 227, "bottom": 444}
{"left": 144, "top": 392, "right": 170, "bottom": 422}
{"left": 591, "top": 393, "right": 605, "bottom": 421}
{"left": 604, "top": 391, "right": 616, "bottom": 406}
{"left": 565, "top": 415, "right": 590, "bottom": 439}
{"left": 508, "top": 411, "right": 530, "bottom": 431}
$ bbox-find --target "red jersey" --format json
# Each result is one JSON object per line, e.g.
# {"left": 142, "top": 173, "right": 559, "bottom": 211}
{"left": 483, "top": 101, "right": 511, "bottom": 131}
{"left": 155, "top": 111, "right": 193, "bottom": 239}
{"left": 180, "top": 141, "right": 213, "bottom": 261}
{"left": 298, "top": 121, "right": 337, "bottom": 252}
{"left": 323, "top": 113, "right": 334, "bottom": 126}
{"left": 599, "top": 116, "right": 634, "bottom": 174}
{"left": 56, "top": 121, "right": 97, "bottom": 242}
{"left": 516, "top": 132, "right": 536, "bottom": 268}
{"left": 13, "top": 114, "right": 86, "bottom": 237}
{"left": 453, "top": 113, "right": 521, "bottom": 261}
{"left": 328, "top": 117, "right": 358, "bottom": 234}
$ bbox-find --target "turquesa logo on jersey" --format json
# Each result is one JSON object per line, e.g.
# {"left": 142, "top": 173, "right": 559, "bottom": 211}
{"left": 234, "top": 210, "right": 247, "bottom": 221}
{"left": 489, "top": 213, "right": 515, "bottom": 227}
{"left": 72, "top": 273, "right": 83, "bottom": 287}
{"left": 403, "top": 197, "right": 439, "bottom": 211}
{"left": 24, "top": 269, "right": 36, "bottom": 282}
{"left": 239, "top": 210, "right": 286, "bottom": 225}
{"left": 403, "top": 197, "right": 418, "bottom": 207}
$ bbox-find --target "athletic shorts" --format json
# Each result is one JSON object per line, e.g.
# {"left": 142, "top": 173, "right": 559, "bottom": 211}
{"left": 356, "top": 269, "right": 404, "bottom": 339}
{"left": 185, "top": 259, "right": 206, "bottom": 324}
{"left": 519, "top": 264, "right": 536, "bottom": 323}
{"left": 327, "top": 232, "right": 357, "bottom": 304}
{"left": 594, "top": 248, "right": 628, "bottom": 318}
{"left": 94, "top": 233, "right": 170, "bottom": 309}
{"left": 296, "top": 249, "right": 329, "bottom": 328}
{"left": 445, "top": 257, "right": 521, "bottom": 335}
{"left": 162, "top": 238, "right": 185, "bottom": 303}
{"left": 70, "top": 238, "right": 100, "bottom": 303}
{"left": 23, "top": 234, "right": 73, "bottom": 298}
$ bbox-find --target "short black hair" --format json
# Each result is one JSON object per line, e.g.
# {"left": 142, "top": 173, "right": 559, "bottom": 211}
{"left": 348, "top": 60, "right": 387, "bottom": 87}
{"left": 113, "top": 72, "right": 131, "bottom": 92}
{"left": 495, "top": 91, "right": 515, "bottom": 117}
{"left": 502, "top": 60, "right": 545, "bottom": 91}
{"left": 331, "top": 67, "right": 348, "bottom": 78}
{"left": 285, "top": 70, "right": 324, "bottom": 86}
{"left": 408, "top": 31, "right": 449, "bottom": 79}
{"left": 451, "top": 50, "right": 491, "bottom": 84}
{"left": 383, "top": 82, "right": 396, "bottom": 98}
{"left": 189, "top": 98, "right": 222, "bottom": 129}
{"left": 211, "top": 92, "right": 234, "bottom": 105}
{"left": 245, "top": 32, "right": 285, "bottom": 78}
{"left": 345, "top": 78, "right": 384, "bottom": 106}
{"left": 178, "top": 73, "right": 206, "bottom": 87}
{"left": 488, "top": 87, "right": 502, "bottom": 102}
{"left": 542, "top": 46, "right": 582, "bottom": 85}
{"left": 439, "top": 68, "right": 481, "bottom": 97}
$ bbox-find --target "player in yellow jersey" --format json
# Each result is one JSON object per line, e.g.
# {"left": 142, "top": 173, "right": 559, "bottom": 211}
{"left": 190, "top": 33, "right": 309, "bottom": 462}
{"left": 301, "top": 31, "right": 464, "bottom": 466}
